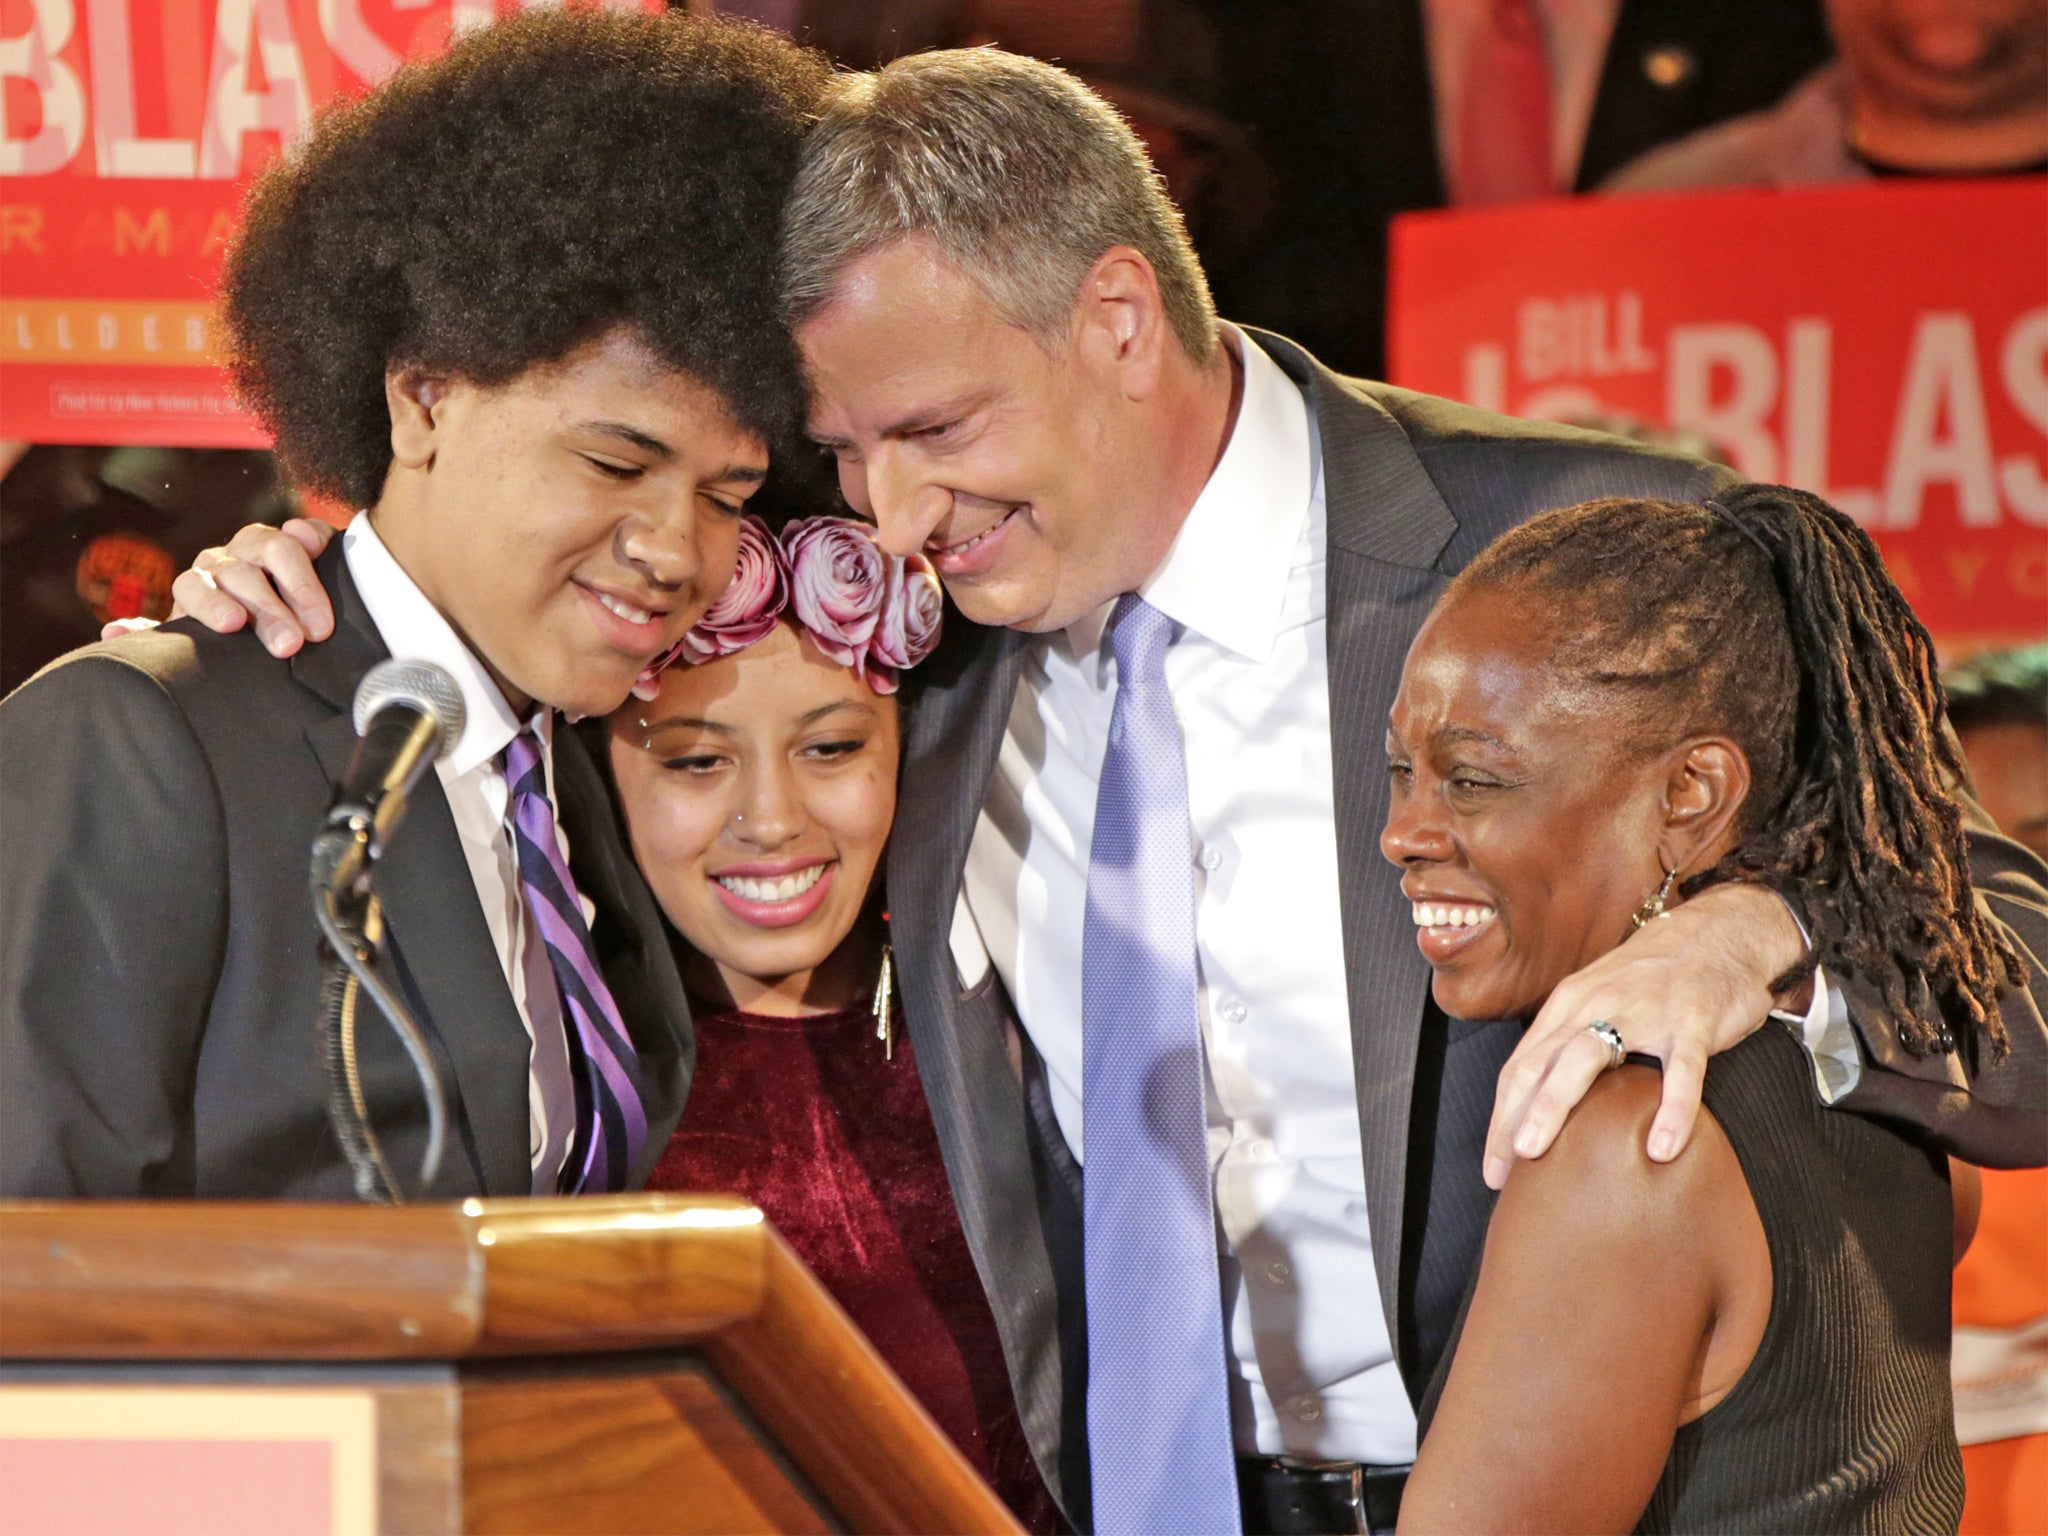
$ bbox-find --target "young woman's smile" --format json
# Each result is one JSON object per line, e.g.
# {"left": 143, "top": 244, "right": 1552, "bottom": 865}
{"left": 707, "top": 856, "right": 838, "bottom": 929}
{"left": 608, "top": 621, "right": 900, "bottom": 1013}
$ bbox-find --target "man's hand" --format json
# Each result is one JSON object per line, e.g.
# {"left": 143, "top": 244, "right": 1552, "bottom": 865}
{"left": 1483, "top": 883, "right": 1808, "bottom": 1189}
{"left": 101, "top": 518, "right": 338, "bottom": 655}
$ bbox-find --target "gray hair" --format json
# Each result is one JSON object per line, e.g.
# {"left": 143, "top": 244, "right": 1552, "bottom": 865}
{"left": 780, "top": 48, "right": 1218, "bottom": 362}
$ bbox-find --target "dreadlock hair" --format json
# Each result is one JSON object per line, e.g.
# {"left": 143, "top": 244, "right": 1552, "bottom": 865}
{"left": 1450, "top": 483, "right": 2022, "bottom": 1060}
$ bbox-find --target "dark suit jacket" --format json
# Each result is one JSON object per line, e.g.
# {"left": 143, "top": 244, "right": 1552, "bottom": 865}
{"left": 0, "top": 541, "right": 691, "bottom": 1199}
{"left": 886, "top": 329, "right": 2048, "bottom": 1528}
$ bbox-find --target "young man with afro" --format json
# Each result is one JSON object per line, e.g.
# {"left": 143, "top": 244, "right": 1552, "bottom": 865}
{"left": 0, "top": 10, "right": 833, "bottom": 1199}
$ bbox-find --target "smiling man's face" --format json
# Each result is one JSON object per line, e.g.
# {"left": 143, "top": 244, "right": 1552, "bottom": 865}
{"left": 376, "top": 326, "right": 768, "bottom": 719}
{"left": 797, "top": 236, "right": 1160, "bottom": 635}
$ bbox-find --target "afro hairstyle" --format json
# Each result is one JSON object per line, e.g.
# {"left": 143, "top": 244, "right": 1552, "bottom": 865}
{"left": 222, "top": 8, "right": 834, "bottom": 510}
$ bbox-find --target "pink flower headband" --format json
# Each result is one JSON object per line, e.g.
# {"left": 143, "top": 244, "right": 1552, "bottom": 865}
{"left": 632, "top": 515, "right": 944, "bottom": 700}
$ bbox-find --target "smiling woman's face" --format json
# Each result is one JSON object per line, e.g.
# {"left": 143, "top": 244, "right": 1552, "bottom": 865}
{"left": 1379, "top": 589, "right": 1676, "bottom": 1022}
{"left": 607, "top": 621, "right": 900, "bottom": 1002}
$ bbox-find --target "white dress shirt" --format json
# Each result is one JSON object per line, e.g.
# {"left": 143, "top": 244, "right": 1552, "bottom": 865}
{"left": 343, "top": 516, "right": 578, "bottom": 1192}
{"left": 958, "top": 325, "right": 1852, "bottom": 1466}
{"left": 963, "top": 328, "right": 1419, "bottom": 1462}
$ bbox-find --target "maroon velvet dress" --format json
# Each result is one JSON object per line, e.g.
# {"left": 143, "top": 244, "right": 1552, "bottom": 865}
{"left": 645, "top": 999, "right": 1063, "bottom": 1534}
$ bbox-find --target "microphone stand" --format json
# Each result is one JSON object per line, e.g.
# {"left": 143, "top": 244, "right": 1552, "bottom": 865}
{"left": 311, "top": 814, "right": 449, "bottom": 1202}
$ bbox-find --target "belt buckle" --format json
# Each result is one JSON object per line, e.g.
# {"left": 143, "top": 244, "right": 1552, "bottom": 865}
{"left": 1240, "top": 1456, "right": 1371, "bottom": 1535}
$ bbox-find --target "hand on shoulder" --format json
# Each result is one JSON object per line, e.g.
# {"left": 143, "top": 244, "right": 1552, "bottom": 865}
{"left": 1484, "top": 882, "right": 1808, "bottom": 1188}
{"left": 102, "top": 517, "right": 337, "bottom": 655}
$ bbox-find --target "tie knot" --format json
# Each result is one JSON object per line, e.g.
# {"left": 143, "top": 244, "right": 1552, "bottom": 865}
{"left": 1106, "top": 593, "right": 1174, "bottom": 686}
{"left": 500, "top": 723, "right": 544, "bottom": 793}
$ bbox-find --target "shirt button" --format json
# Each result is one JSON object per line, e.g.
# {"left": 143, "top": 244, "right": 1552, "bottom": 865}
{"left": 1265, "top": 1260, "right": 1292, "bottom": 1286}
{"left": 1292, "top": 1397, "right": 1323, "bottom": 1424}
{"left": 1198, "top": 844, "right": 1223, "bottom": 871}
{"left": 1245, "top": 1137, "right": 1276, "bottom": 1164}
{"left": 1219, "top": 998, "right": 1248, "bottom": 1025}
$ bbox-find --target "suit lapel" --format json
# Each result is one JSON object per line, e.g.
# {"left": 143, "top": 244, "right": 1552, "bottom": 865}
{"left": 888, "top": 615, "right": 1088, "bottom": 1481}
{"left": 890, "top": 617, "right": 1033, "bottom": 958}
{"left": 1251, "top": 330, "right": 1460, "bottom": 1364}
{"left": 889, "top": 610, "right": 1035, "bottom": 1188}
{"left": 294, "top": 543, "right": 535, "bottom": 1197}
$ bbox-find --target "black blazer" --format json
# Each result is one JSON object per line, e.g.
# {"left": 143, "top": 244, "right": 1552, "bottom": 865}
{"left": 0, "top": 541, "right": 691, "bottom": 1199}
{"left": 885, "top": 329, "right": 2048, "bottom": 1528}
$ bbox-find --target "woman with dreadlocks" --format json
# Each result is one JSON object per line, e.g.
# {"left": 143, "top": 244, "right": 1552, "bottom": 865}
{"left": 1384, "top": 483, "right": 2027, "bottom": 1534}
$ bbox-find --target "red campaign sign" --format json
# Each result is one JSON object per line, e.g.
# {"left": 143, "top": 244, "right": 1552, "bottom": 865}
{"left": 1387, "top": 179, "right": 2048, "bottom": 649}
{"left": 0, "top": 0, "right": 660, "bottom": 448}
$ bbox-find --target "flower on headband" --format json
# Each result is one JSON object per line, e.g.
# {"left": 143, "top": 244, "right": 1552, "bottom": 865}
{"left": 630, "top": 515, "right": 944, "bottom": 701}
{"left": 682, "top": 514, "right": 787, "bottom": 664}
{"left": 866, "top": 551, "right": 944, "bottom": 694}
{"left": 785, "top": 516, "right": 887, "bottom": 671}
{"left": 630, "top": 515, "right": 788, "bottom": 701}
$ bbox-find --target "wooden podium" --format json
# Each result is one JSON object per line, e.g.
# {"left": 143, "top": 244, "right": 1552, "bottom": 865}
{"left": 0, "top": 1196, "right": 1025, "bottom": 1535}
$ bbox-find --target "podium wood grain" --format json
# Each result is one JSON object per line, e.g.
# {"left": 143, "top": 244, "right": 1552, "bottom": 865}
{"left": 0, "top": 1196, "right": 1023, "bottom": 1535}
{"left": 461, "top": 1368, "right": 828, "bottom": 1535}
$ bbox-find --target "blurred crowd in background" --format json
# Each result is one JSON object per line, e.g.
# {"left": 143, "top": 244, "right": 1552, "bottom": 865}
{"left": 1, "top": 0, "right": 2042, "bottom": 1526}
{"left": 7, "top": 0, "right": 2045, "bottom": 654}
{"left": 9, "top": 0, "right": 2045, "bottom": 682}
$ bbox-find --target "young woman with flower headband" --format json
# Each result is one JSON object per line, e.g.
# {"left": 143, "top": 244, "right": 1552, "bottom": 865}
{"left": 604, "top": 514, "right": 1060, "bottom": 1531}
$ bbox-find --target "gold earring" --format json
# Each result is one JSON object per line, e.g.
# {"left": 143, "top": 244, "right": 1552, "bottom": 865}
{"left": 871, "top": 942, "right": 896, "bottom": 1061}
{"left": 1632, "top": 866, "right": 1679, "bottom": 928}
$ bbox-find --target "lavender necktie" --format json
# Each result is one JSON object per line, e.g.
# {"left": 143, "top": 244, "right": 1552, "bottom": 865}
{"left": 501, "top": 726, "right": 647, "bottom": 1193}
{"left": 1083, "top": 595, "right": 1241, "bottom": 1535}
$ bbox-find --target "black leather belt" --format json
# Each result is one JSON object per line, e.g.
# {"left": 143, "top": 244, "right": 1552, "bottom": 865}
{"left": 1237, "top": 1456, "right": 1410, "bottom": 1535}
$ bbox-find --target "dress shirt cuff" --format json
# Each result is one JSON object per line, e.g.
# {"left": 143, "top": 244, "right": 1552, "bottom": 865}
{"left": 1760, "top": 887, "right": 1862, "bottom": 1105}
{"left": 1771, "top": 967, "right": 1862, "bottom": 1106}
{"left": 1769, "top": 886, "right": 1813, "bottom": 953}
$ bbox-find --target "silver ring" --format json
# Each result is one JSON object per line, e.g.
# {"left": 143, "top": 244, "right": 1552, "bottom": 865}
{"left": 1585, "top": 1020, "right": 1627, "bottom": 1071}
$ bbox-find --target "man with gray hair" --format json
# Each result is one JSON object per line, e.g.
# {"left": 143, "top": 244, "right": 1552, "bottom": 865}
{"left": 781, "top": 47, "right": 2045, "bottom": 1536}
{"left": 166, "top": 45, "right": 2048, "bottom": 1536}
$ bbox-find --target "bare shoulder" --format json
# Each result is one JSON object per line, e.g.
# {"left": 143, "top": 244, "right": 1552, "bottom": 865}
{"left": 1407, "top": 1063, "right": 1762, "bottom": 1532}
{"left": 1498, "top": 1064, "right": 1744, "bottom": 1249}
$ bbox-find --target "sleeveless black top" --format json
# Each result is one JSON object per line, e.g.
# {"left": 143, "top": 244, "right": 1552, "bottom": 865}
{"left": 1423, "top": 1023, "right": 1964, "bottom": 1534}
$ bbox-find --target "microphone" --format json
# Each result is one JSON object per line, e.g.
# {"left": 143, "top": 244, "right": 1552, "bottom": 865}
{"left": 309, "top": 658, "right": 465, "bottom": 1201}
{"left": 314, "top": 660, "right": 466, "bottom": 897}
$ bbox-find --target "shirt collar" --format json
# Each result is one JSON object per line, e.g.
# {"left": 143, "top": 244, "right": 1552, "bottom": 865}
{"left": 1065, "top": 324, "right": 1313, "bottom": 673}
{"left": 342, "top": 514, "right": 545, "bottom": 777}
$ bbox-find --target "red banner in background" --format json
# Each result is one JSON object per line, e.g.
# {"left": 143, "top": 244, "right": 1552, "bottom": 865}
{"left": 0, "top": 0, "right": 660, "bottom": 448}
{"left": 1388, "top": 179, "right": 2048, "bottom": 651}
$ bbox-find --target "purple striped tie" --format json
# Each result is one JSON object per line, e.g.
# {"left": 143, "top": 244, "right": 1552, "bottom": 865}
{"left": 502, "top": 726, "right": 648, "bottom": 1193}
